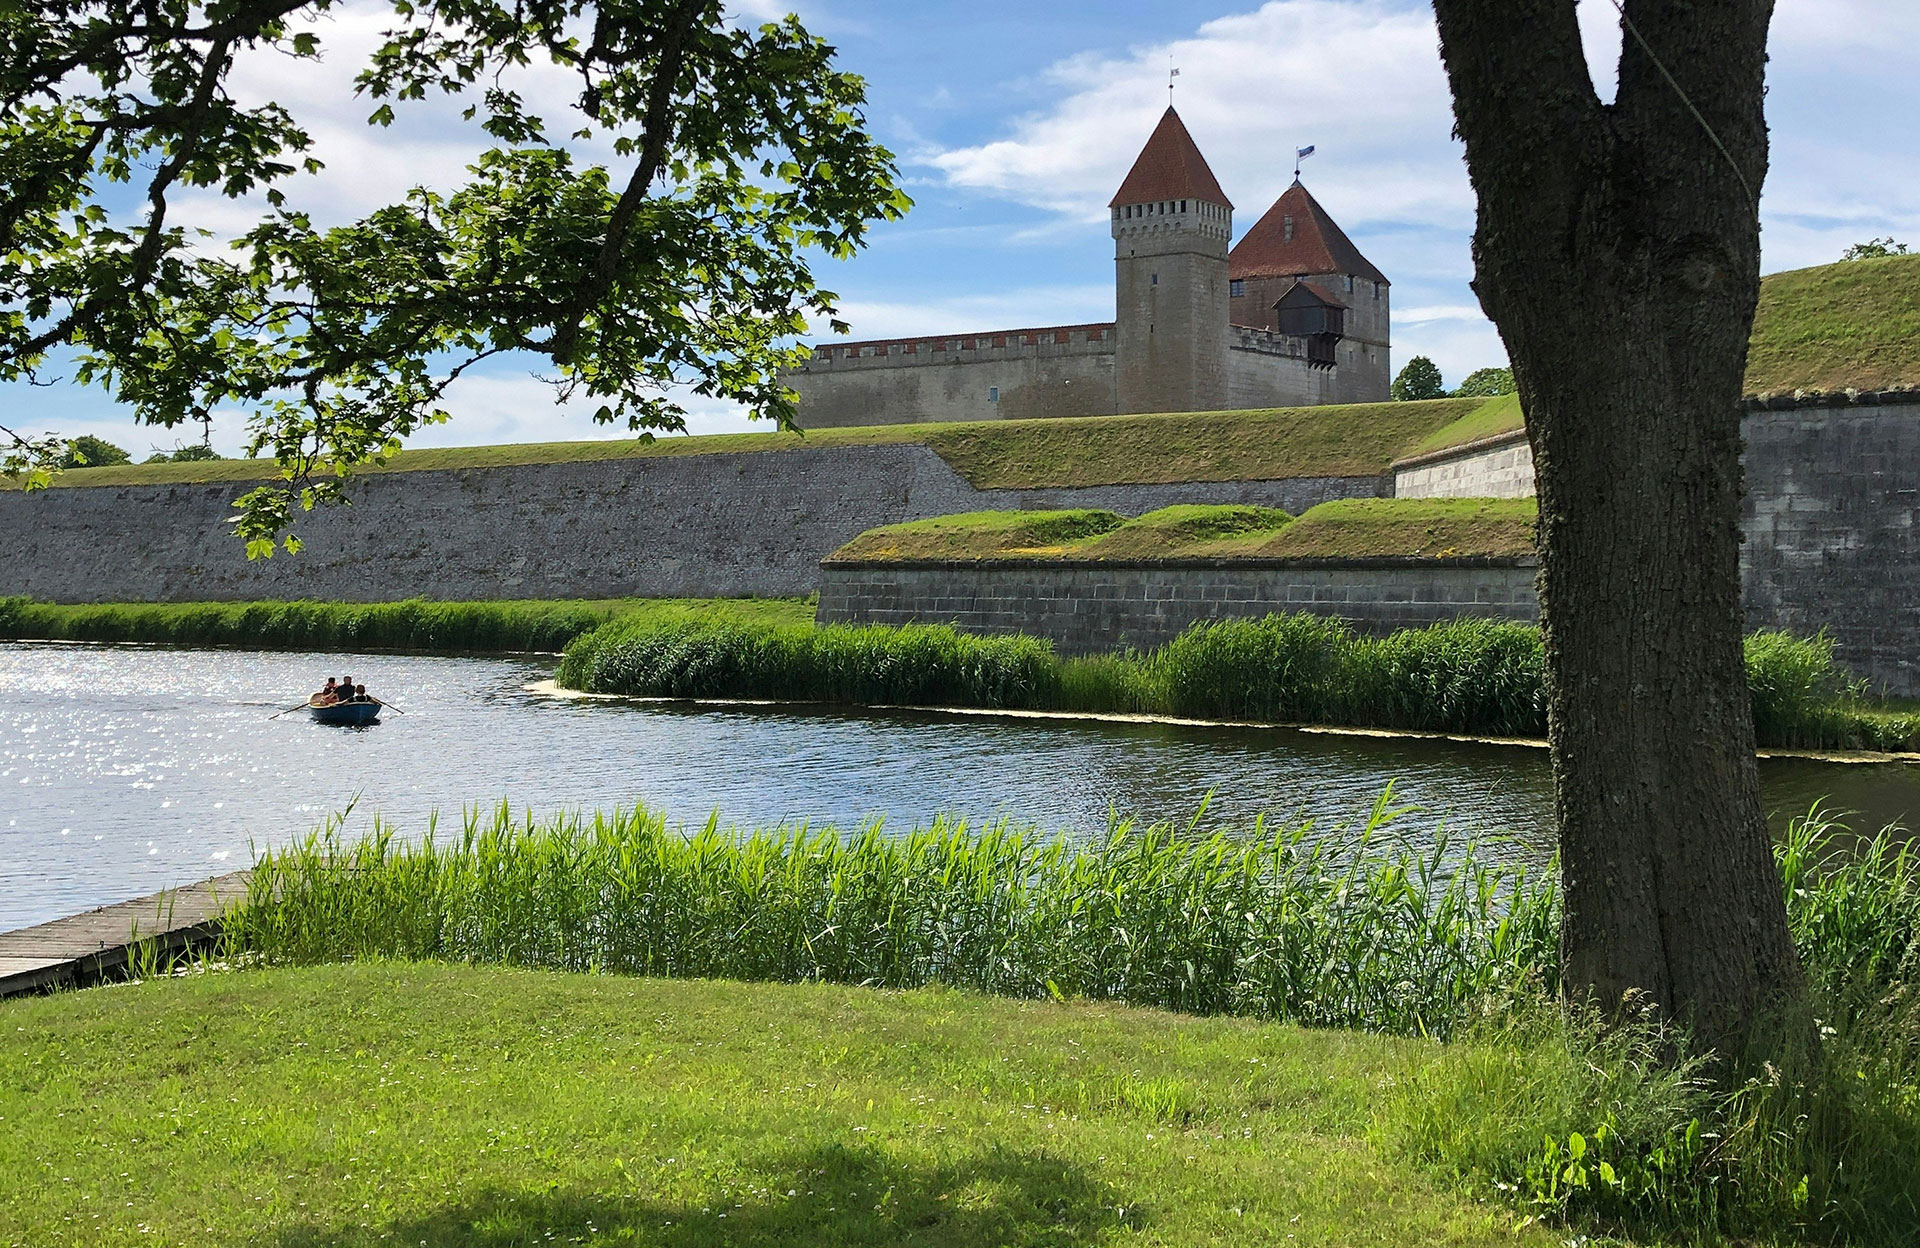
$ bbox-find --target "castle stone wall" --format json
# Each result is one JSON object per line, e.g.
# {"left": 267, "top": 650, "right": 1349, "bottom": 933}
{"left": 1741, "top": 397, "right": 1920, "bottom": 698}
{"left": 786, "top": 325, "right": 1118, "bottom": 428}
{"left": 1394, "top": 431, "right": 1536, "bottom": 498}
{"left": 1230, "top": 271, "right": 1390, "bottom": 403}
{"left": 0, "top": 446, "right": 1386, "bottom": 605}
{"left": 1388, "top": 396, "right": 1920, "bottom": 695}
{"left": 816, "top": 558, "right": 1540, "bottom": 655}
{"left": 1226, "top": 327, "right": 1335, "bottom": 408}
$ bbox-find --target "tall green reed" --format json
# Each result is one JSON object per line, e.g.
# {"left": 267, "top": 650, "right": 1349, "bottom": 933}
{"left": 560, "top": 610, "right": 1910, "bottom": 748}
{"left": 230, "top": 789, "right": 1561, "bottom": 1039}
{"left": 0, "top": 595, "right": 808, "bottom": 654}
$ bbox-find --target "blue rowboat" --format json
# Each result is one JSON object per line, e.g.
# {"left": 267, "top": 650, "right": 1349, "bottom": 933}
{"left": 307, "top": 697, "right": 382, "bottom": 726}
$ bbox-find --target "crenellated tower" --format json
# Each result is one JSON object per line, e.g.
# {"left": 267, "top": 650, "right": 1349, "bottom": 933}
{"left": 1109, "top": 108, "right": 1233, "bottom": 414}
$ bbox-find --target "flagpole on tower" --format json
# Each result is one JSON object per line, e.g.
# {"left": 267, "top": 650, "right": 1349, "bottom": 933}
{"left": 1168, "top": 60, "right": 1180, "bottom": 107}
{"left": 1293, "top": 143, "right": 1316, "bottom": 180}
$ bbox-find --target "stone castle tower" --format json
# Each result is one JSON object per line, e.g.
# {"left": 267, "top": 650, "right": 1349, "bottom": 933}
{"left": 1109, "top": 108, "right": 1234, "bottom": 414}
{"left": 784, "top": 107, "right": 1390, "bottom": 427}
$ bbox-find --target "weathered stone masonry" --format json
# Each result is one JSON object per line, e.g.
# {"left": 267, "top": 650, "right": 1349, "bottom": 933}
{"left": 1388, "top": 393, "right": 1920, "bottom": 697}
{"left": 817, "top": 558, "right": 1540, "bottom": 656}
{"left": 0, "top": 445, "right": 1386, "bottom": 604}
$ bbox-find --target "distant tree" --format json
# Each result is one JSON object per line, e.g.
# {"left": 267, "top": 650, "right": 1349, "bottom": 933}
{"left": 0, "top": 1, "right": 908, "bottom": 555}
{"left": 1452, "top": 366, "right": 1516, "bottom": 397}
{"left": 1842, "top": 237, "right": 1910, "bottom": 261}
{"left": 57, "top": 435, "right": 131, "bottom": 469}
{"left": 142, "top": 444, "right": 225, "bottom": 464}
{"left": 1391, "top": 356, "right": 1446, "bottom": 401}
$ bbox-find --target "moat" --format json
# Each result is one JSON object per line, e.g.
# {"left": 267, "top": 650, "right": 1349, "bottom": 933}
{"left": 4, "top": 640, "right": 1917, "bottom": 931}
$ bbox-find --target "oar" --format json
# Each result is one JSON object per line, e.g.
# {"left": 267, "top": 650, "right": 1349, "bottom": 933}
{"left": 267, "top": 700, "right": 313, "bottom": 720}
{"left": 374, "top": 698, "right": 407, "bottom": 716}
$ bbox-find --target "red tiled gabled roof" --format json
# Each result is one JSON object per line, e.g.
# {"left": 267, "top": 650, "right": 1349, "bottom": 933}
{"left": 1230, "top": 180, "right": 1387, "bottom": 284}
{"left": 1109, "top": 107, "right": 1232, "bottom": 209}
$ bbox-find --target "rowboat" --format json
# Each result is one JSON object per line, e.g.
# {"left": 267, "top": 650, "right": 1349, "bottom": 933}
{"left": 307, "top": 696, "right": 382, "bottom": 726}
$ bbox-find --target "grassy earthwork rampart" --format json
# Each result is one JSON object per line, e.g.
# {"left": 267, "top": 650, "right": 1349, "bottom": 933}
{"left": 12, "top": 396, "right": 1490, "bottom": 491}
{"left": 826, "top": 499, "right": 1541, "bottom": 563}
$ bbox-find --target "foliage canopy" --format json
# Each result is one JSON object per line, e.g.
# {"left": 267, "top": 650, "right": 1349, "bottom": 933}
{"left": 1451, "top": 366, "right": 1516, "bottom": 397}
{"left": 1391, "top": 355, "right": 1446, "bottom": 401}
{"left": 0, "top": 0, "right": 908, "bottom": 553}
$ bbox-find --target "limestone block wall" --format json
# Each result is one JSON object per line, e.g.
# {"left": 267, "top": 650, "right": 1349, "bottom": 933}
{"left": 1225, "top": 329, "right": 1332, "bottom": 408}
{"left": 1741, "top": 395, "right": 1920, "bottom": 698}
{"left": 0, "top": 445, "right": 1388, "bottom": 605}
{"left": 785, "top": 325, "right": 1118, "bottom": 428}
{"left": 1393, "top": 431, "right": 1536, "bottom": 499}
{"left": 1387, "top": 395, "right": 1920, "bottom": 695}
{"left": 816, "top": 558, "right": 1540, "bottom": 655}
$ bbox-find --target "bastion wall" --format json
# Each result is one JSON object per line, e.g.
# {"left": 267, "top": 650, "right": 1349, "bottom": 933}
{"left": 1388, "top": 394, "right": 1920, "bottom": 696}
{"left": 816, "top": 558, "right": 1540, "bottom": 655}
{"left": 0, "top": 445, "right": 1386, "bottom": 605}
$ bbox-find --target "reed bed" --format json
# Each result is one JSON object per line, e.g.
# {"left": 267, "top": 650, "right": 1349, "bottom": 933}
{"left": 230, "top": 791, "right": 1561, "bottom": 1039}
{"left": 558, "top": 611, "right": 1917, "bottom": 750}
{"left": 0, "top": 595, "right": 811, "bottom": 654}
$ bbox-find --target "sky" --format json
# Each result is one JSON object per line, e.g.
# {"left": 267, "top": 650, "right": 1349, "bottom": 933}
{"left": 7, "top": 0, "right": 1917, "bottom": 457}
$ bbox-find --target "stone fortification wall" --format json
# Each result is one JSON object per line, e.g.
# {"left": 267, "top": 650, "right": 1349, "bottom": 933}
{"left": 1741, "top": 395, "right": 1920, "bottom": 697}
{"left": 1230, "top": 272, "right": 1391, "bottom": 402}
{"left": 785, "top": 325, "right": 1117, "bottom": 428}
{"left": 1225, "top": 326, "right": 1340, "bottom": 408}
{"left": 1393, "top": 431, "right": 1536, "bottom": 499}
{"left": 1388, "top": 395, "right": 1920, "bottom": 695}
{"left": 0, "top": 445, "right": 1387, "bottom": 605}
{"left": 816, "top": 557, "right": 1540, "bottom": 655}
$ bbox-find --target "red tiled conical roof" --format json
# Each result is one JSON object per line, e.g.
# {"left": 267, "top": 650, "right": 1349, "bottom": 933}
{"left": 1109, "top": 107, "right": 1232, "bottom": 209}
{"left": 1230, "top": 180, "right": 1386, "bottom": 284}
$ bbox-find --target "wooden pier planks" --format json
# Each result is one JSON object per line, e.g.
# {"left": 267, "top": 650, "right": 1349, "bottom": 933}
{"left": 0, "top": 871, "right": 253, "bottom": 997}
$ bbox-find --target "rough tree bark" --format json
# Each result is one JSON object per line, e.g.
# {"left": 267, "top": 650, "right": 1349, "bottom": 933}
{"left": 1430, "top": 0, "right": 1802, "bottom": 1055}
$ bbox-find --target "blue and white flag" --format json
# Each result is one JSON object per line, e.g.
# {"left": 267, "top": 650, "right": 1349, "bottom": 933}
{"left": 1296, "top": 144, "right": 1316, "bottom": 160}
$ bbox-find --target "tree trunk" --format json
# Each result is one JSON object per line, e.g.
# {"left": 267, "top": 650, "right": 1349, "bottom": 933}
{"left": 1431, "top": 0, "right": 1802, "bottom": 1055}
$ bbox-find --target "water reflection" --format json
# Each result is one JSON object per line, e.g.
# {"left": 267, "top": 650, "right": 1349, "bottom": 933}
{"left": 1, "top": 641, "right": 1914, "bottom": 931}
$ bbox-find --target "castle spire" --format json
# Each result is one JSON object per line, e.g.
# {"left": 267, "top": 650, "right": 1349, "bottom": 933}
{"left": 1108, "top": 107, "right": 1232, "bottom": 210}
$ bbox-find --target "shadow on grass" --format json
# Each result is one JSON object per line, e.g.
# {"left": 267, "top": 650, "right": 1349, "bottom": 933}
{"left": 274, "top": 1141, "right": 1141, "bottom": 1247}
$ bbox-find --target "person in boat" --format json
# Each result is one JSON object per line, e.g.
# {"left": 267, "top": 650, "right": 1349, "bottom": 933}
{"left": 354, "top": 683, "right": 371, "bottom": 704}
{"left": 340, "top": 675, "right": 357, "bottom": 703}
{"left": 318, "top": 677, "right": 338, "bottom": 704}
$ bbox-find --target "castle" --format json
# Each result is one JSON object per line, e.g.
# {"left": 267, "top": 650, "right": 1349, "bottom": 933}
{"left": 786, "top": 107, "right": 1392, "bottom": 427}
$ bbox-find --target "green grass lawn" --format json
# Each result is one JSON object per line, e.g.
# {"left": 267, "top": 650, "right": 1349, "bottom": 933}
{"left": 0, "top": 964, "right": 1568, "bottom": 1248}
{"left": 1747, "top": 252, "right": 1920, "bottom": 395}
{"left": 829, "top": 499, "right": 1537, "bottom": 563}
{"left": 16, "top": 398, "right": 1488, "bottom": 493}
{"left": 1396, "top": 255, "right": 1920, "bottom": 457}
{"left": 1246, "top": 498, "right": 1537, "bottom": 560}
{"left": 1400, "top": 394, "right": 1525, "bottom": 460}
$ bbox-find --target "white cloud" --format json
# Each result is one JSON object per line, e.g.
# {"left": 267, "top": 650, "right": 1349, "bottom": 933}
{"left": 928, "top": 1, "right": 1464, "bottom": 230}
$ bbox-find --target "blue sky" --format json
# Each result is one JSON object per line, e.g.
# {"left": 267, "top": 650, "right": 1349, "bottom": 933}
{"left": 8, "top": 0, "right": 1918, "bottom": 456}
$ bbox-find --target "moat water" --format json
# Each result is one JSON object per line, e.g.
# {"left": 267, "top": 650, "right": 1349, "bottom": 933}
{"left": 4, "top": 641, "right": 1917, "bottom": 931}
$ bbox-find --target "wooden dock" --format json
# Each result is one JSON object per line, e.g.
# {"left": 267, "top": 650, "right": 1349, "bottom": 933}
{"left": 0, "top": 871, "right": 253, "bottom": 997}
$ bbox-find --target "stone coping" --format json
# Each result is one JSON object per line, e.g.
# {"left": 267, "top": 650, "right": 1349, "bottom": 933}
{"left": 820, "top": 554, "right": 1540, "bottom": 572}
{"left": 1742, "top": 387, "right": 1920, "bottom": 410}
{"left": 1388, "top": 428, "right": 1531, "bottom": 472}
{"left": 1389, "top": 388, "right": 1920, "bottom": 473}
